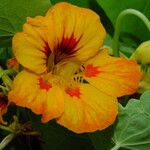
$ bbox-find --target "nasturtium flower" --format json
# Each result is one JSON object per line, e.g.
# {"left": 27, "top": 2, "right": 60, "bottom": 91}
{"left": 8, "top": 2, "right": 141, "bottom": 133}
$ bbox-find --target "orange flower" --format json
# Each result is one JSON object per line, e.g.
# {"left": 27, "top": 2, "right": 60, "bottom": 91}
{"left": 7, "top": 58, "right": 19, "bottom": 71}
{"left": 8, "top": 2, "right": 141, "bottom": 133}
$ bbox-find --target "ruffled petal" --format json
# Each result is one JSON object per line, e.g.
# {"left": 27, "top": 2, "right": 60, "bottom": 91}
{"left": 45, "top": 2, "right": 106, "bottom": 62}
{"left": 83, "top": 49, "right": 141, "bottom": 97}
{"left": 57, "top": 84, "right": 118, "bottom": 133}
{"left": 8, "top": 70, "right": 64, "bottom": 122}
{"left": 13, "top": 2, "right": 106, "bottom": 73}
{"left": 13, "top": 17, "right": 50, "bottom": 74}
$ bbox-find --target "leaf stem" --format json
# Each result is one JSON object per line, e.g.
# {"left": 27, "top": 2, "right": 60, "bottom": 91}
{"left": 110, "top": 144, "right": 120, "bottom": 150}
{"left": 112, "top": 9, "right": 150, "bottom": 57}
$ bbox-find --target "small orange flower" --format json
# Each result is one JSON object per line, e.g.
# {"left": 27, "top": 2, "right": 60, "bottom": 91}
{"left": 8, "top": 2, "right": 141, "bottom": 133}
{"left": 7, "top": 58, "right": 19, "bottom": 71}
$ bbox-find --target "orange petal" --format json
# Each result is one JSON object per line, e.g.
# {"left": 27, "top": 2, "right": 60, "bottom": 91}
{"left": 13, "top": 2, "right": 105, "bottom": 73}
{"left": 45, "top": 2, "right": 106, "bottom": 62}
{"left": 83, "top": 49, "right": 141, "bottom": 97}
{"left": 57, "top": 84, "right": 118, "bottom": 133}
{"left": 8, "top": 70, "right": 64, "bottom": 122}
{"left": 13, "top": 17, "right": 50, "bottom": 74}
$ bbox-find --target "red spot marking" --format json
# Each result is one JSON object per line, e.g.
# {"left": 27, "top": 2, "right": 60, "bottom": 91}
{"left": 39, "top": 78, "right": 52, "bottom": 91}
{"left": 0, "top": 96, "right": 8, "bottom": 111}
{"left": 66, "top": 87, "right": 81, "bottom": 99}
{"left": 84, "top": 64, "right": 100, "bottom": 77}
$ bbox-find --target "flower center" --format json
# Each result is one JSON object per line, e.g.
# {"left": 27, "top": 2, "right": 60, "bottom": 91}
{"left": 46, "top": 60, "right": 84, "bottom": 89}
{"left": 54, "top": 61, "right": 80, "bottom": 77}
{"left": 46, "top": 34, "right": 82, "bottom": 68}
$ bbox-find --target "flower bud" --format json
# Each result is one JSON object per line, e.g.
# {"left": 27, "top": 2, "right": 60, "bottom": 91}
{"left": 138, "top": 68, "right": 150, "bottom": 93}
{"left": 7, "top": 58, "right": 19, "bottom": 71}
{"left": 130, "top": 41, "right": 150, "bottom": 64}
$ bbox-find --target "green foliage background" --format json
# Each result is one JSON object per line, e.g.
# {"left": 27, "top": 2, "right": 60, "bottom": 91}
{"left": 0, "top": 0, "right": 150, "bottom": 150}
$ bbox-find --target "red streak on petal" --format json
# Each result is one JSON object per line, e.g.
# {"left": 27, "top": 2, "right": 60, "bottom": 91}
{"left": 61, "top": 35, "right": 77, "bottom": 53}
{"left": 39, "top": 78, "right": 52, "bottom": 91}
{"left": 66, "top": 87, "right": 81, "bottom": 99}
{"left": 44, "top": 42, "right": 51, "bottom": 57}
{"left": 54, "top": 34, "right": 83, "bottom": 63}
{"left": 84, "top": 64, "right": 100, "bottom": 77}
{"left": 58, "top": 34, "right": 82, "bottom": 55}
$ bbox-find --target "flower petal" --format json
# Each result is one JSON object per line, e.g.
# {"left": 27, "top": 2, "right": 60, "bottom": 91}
{"left": 8, "top": 70, "right": 64, "bottom": 122}
{"left": 13, "top": 17, "right": 50, "bottom": 74}
{"left": 57, "top": 84, "right": 118, "bottom": 133}
{"left": 83, "top": 49, "right": 141, "bottom": 97}
{"left": 13, "top": 2, "right": 106, "bottom": 72}
{"left": 45, "top": 2, "right": 106, "bottom": 62}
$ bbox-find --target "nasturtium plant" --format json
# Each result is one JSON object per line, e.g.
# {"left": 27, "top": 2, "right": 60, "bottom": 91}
{"left": 0, "top": 0, "right": 149, "bottom": 150}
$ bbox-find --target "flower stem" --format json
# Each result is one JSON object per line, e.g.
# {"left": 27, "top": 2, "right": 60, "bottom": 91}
{"left": 0, "top": 124, "right": 13, "bottom": 132}
{"left": 113, "top": 9, "right": 150, "bottom": 57}
{"left": 0, "top": 85, "right": 8, "bottom": 94}
{"left": 0, "top": 134, "right": 16, "bottom": 150}
{"left": 0, "top": 67, "right": 13, "bottom": 89}
{"left": 0, "top": 69, "right": 16, "bottom": 78}
{"left": 1, "top": 75, "right": 12, "bottom": 89}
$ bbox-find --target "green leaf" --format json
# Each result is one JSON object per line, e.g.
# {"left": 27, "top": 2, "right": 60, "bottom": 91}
{"left": 112, "top": 90, "right": 150, "bottom": 150}
{"left": 96, "top": 0, "right": 150, "bottom": 43}
{"left": 0, "top": 47, "right": 13, "bottom": 68}
{"left": 0, "top": 0, "right": 51, "bottom": 47}
{"left": 51, "top": 0, "right": 90, "bottom": 7}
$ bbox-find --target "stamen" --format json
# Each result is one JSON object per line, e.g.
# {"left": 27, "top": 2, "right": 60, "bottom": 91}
{"left": 47, "top": 53, "right": 55, "bottom": 71}
{"left": 73, "top": 75, "right": 84, "bottom": 84}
